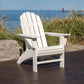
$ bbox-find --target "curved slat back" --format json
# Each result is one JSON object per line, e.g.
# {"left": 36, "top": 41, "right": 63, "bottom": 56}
{"left": 20, "top": 12, "right": 47, "bottom": 48}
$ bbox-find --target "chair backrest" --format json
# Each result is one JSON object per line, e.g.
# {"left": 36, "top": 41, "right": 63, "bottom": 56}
{"left": 20, "top": 12, "right": 47, "bottom": 49}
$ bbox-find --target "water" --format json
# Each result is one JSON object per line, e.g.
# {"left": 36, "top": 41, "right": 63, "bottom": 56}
{"left": 1, "top": 10, "right": 83, "bottom": 31}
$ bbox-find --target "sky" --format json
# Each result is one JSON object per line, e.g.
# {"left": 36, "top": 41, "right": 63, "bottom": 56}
{"left": 2, "top": 0, "right": 84, "bottom": 10}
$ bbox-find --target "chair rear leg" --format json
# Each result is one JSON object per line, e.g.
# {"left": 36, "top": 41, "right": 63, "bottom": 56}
{"left": 17, "top": 50, "right": 29, "bottom": 64}
{"left": 17, "top": 50, "right": 33, "bottom": 64}
{"left": 60, "top": 52, "right": 65, "bottom": 68}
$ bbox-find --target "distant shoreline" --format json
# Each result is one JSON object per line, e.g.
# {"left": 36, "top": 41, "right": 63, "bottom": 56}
{"left": 59, "top": 10, "right": 84, "bottom": 12}
{"left": 2, "top": 9, "right": 84, "bottom": 12}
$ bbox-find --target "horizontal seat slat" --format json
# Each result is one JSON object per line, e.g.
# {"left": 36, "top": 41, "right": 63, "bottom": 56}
{"left": 38, "top": 45, "right": 64, "bottom": 51}
{"left": 38, "top": 48, "right": 64, "bottom": 52}
{"left": 38, "top": 45, "right": 64, "bottom": 56}
{"left": 38, "top": 50, "right": 64, "bottom": 56}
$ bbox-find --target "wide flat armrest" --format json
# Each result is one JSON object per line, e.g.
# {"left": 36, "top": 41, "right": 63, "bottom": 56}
{"left": 45, "top": 32, "right": 71, "bottom": 37}
{"left": 17, "top": 34, "right": 39, "bottom": 40}
{"left": 45, "top": 32, "right": 71, "bottom": 45}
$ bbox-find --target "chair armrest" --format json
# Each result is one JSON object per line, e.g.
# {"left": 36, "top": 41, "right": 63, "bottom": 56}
{"left": 45, "top": 32, "right": 71, "bottom": 37}
{"left": 45, "top": 32, "right": 71, "bottom": 45}
{"left": 17, "top": 34, "right": 39, "bottom": 40}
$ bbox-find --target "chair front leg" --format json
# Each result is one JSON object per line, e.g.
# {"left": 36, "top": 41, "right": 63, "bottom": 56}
{"left": 60, "top": 51, "right": 65, "bottom": 68}
{"left": 33, "top": 49, "right": 38, "bottom": 72}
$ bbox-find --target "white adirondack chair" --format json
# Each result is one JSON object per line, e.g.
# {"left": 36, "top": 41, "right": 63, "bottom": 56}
{"left": 17, "top": 12, "right": 70, "bottom": 72}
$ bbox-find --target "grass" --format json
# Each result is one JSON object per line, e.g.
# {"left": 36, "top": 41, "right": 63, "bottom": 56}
{"left": 0, "top": 11, "right": 84, "bottom": 50}
{"left": 43, "top": 11, "right": 84, "bottom": 45}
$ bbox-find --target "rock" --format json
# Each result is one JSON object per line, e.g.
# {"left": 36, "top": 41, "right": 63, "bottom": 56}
{"left": 0, "top": 40, "right": 22, "bottom": 62}
{"left": 65, "top": 44, "right": 84, "bottom": 52}
{"left": 74, "top": 46, "right": 84, "bottom": 50}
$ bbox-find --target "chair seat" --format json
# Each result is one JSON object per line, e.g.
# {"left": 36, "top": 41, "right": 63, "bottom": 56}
{"left": 38, "top": 45, "right": 64, "bottom": 56}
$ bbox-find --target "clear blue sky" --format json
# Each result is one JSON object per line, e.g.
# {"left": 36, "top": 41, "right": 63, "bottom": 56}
{"left": 2, "top": 0, "right": 84, "bottom": 10}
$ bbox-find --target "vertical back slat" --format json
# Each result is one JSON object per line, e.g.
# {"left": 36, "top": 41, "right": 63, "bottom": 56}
{"left": 26, "top": 12, "right": 34, "bottom": 35}
{"left": 25, "top": 12, "right": 37, "bottom": 48}
{"left": 20, "top": 14, "right": 29, "bottom": 35}
{"left": 31, "top": 13, "right": 42, "bottom": 48}
{"left": 36, "top": 15, "right": 47, "bottom": 47}
{"left": 20, "top": 13, "right": 32, "bottom": 47}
